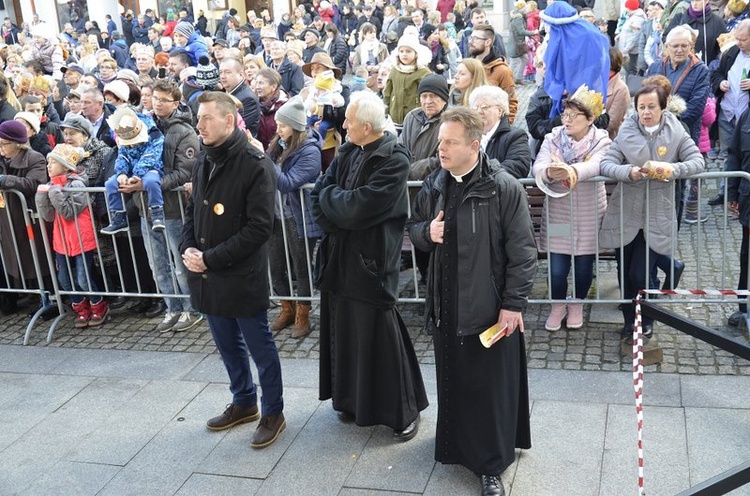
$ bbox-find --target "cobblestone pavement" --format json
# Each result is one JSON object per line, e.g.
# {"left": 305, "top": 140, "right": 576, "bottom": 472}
{"left": 2, "top": 85, "right": 749, "bottom": 377}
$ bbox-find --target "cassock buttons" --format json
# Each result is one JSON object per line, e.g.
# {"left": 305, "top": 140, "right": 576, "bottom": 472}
{"left": 203, "top": 200, "right": 208, "bottom": 205}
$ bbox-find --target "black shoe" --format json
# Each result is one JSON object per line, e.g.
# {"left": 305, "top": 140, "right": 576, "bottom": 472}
{"left": 144, "top": 300, "right": 167, "bottom": 318}
{"left": 728, "top": 311, "right": 746, "bottom": 327}
{"left": 620, "top": 324, "right": 633, "bottom": 339}
{"left": 337, "top": 410, "right": 355, "bottom": 423}
{"left": 480, "top": 475, "right": 505, "bottom": 496}
{"left": 393, "top": 413, "right": 420, "bottom": 442}
{"left": 109, "top": 296, "right": 128, "bottom": 309}
{"left": 662, "top": 260, "right": 685, "bottom": 290}
{"left": 129, "top": 298, "right": 152, "bottom": 314}
{"left": 624, "top": 324, "right": 653, "bottom": 345}
{"left": 16, "top": 294, "right": 39, "bottom": 307}
{"left": 707, "top": 194, "right": 724, "bottom": 206}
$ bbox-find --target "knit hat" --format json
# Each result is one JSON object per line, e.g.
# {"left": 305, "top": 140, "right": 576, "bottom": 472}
{"left": 313, "top": 70, "right": 336, "bottom": 92}
{"left": 260, "top": 27, "right": 278, "bottom": 39}
{"left": 728, "top": 0, "right": 748, "bottom": 14}
{"left": 395, "top": 34, "right": 432, "bottom": 67}
{"left": 116, "top": 69, "right": 139, "bottom": 85}
{"left": 648, "top": 0, "right": 666, "bottom": 8}
{"left": 418, "top": 74, "right": 450, "bottom": 103}
{"left": 103, "top": 80, "right": 130, "bottom": 103}
{"left": 624, "top": 0, "right": 640, "bottom": 11}
{"left": 14, "top": 112, "right": 40, "bottom": 135}
{"left": 108, "top": 107, "right": 148, "bottom": 146}
{"left": 286, "top": 39, "right": 305, "bottom": 59}
{"left": 275, "top": 96, "right": 307, "bottom": 132}
{"left": 422, "top": 24, "right": 436, "bottom": 39}
{"left": 196, "top": 56, "right": 219, "bottom": 90}
{"left": 173, "top": 21, "right": 194, "bottom": 39}
{"left": 60, "top": 114, "right": 94, "bottom": 138}
{"left": 0, "top": 120, "right": 29, "bottom": 144}
{"left": 47, "top": 144, "right": 84, "bottom": 171}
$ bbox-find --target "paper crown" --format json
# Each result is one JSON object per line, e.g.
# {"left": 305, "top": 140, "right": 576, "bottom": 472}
{"left": 568, "top": 84, "right": 604, "bottom": 118}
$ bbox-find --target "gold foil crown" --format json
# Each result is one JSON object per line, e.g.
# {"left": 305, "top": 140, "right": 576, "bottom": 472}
{"left": 569, "top": 84, "right": 604, "bottom": 119}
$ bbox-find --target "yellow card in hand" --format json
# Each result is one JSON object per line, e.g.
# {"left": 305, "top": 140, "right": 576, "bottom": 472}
{"left": 479, "top": 322, "right": 508, "bottom": 348}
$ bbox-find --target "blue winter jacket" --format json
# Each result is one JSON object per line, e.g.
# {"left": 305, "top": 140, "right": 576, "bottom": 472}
{"left": 182, "top": 32, "right": 209, "bottom": 66}
{"left": 114, "top": 114, "right": 165, "bottom": 178}
{"left": 273, "top": 129, "right": 323, "bottom": 239}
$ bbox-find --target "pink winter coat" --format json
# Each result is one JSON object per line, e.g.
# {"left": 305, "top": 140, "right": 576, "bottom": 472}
{"left": 532, "top": 126, "right": 612, "bottom": 255}
{"left": 699, "top": 97, "right": 716, "bottom": 154}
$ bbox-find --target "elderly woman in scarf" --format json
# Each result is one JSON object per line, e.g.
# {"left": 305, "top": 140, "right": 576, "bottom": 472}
{"left": 532, "top": 85, "right": 612, "bottom": 332}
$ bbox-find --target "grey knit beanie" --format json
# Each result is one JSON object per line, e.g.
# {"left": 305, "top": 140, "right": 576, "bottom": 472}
{"left": 275, "top": 97, "right": 307, "bottom": 132}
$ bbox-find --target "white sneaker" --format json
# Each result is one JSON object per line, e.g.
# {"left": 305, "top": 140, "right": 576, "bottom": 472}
{"left": 172, "top": 312, "right": 204, "bottom": 332}
{"left": 156, "top": 312, "right": 180, "bottom": 333}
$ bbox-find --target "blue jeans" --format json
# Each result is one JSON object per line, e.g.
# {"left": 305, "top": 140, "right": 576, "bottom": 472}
{"left": 56, "top": 252, "right": 102, "bottom": 304}
{"left": 105, "top": 170, "right": 164, "bottom": 211}
{"left": 140, "top": 217, "right": 192, "bottom": 313}
{"left": 548, "top": 253, "right": 595, "bottom": 300}
{"left": 207, "top": 311, "right": 284, "bottom": 416}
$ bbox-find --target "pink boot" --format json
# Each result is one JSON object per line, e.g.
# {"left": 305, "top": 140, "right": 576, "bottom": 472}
{"left": 545, "top": 303, "right": 567, "bottom": 331}
{"left": 566, "top": 301, "right": 584, "bottom": 329}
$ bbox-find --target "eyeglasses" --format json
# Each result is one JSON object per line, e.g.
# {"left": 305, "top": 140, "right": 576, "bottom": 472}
{"left": 469, "top": 35, "right": 489, "bottom": 42}
{"left": 561, "top": 111, "right": 583, "bottom": 121}
{"left": 152, "top": 96, "right": 175, "bottom": 104}
{"left": 473, "top": 104, "right": 500, "bottom": 113}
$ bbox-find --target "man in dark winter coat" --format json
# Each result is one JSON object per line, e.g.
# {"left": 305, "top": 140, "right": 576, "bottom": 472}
{"left": 181, "top": 91, "right": 285, "bottom": 449}
{"left": 408, "top": 107, "right": 537, "bottom": 496}
{"left": 311, "top": 90, "right": 428, "bottom": 441}
{"left": 219, "top": 57, "right": 260, "bottom": 136}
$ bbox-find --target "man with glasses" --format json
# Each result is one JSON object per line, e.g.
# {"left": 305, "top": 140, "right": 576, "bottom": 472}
{"left": 119, "top": 80, "right": 202, "bottom": 333}
{"left": 460, "top": 8, "right": 506, "bottom": 59}
{"left": 470, "top": 24, "right": 519, "bottom": 123}
{"left": 80, "top": 88, "right": 115, "bottom": 148}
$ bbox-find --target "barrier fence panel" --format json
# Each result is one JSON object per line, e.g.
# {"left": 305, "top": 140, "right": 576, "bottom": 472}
{"left": 16, "top": 170, "right": 750, "bottom": 343}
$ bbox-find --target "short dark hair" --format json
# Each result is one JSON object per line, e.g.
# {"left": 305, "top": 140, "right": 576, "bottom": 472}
{"left": 471, "top": 7, "right": 487, "bottom": 18}
{"left": 153, "top": 80, "right": 182, "bottom": 101}
{"left": 326, "top": 23, "right": 339, "bottom": 36}
{"left": 169, "top": 50, "right": 192, "bottom": 66}
{"left": 22, "top": 95, "right": 41, "bottom": 106}
{"left": 441, "top": 106, "right": 483, "bottom": 144}
{"left": 609, "top": 47, "right": 623, "bottom": 74}
{"left": 473, "top": 24, "right": 494, "bottom": 38}
{"left": 197, "top": 91, "right": 238, "bottom": 124}
{"left": 634, "top": 84, "right": 668, "bottom": 110}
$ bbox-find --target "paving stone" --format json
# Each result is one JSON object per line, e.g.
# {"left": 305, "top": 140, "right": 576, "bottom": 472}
{"left": 174, "top": 474, "right": 262, "bottom": 495}
{"left": 20, "top": 460, "right": 120, "bottom": 496}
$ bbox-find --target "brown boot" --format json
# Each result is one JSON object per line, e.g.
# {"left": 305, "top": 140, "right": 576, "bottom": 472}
{"left": 271, "top": 301, "right": 296, "bottom": 331}
{"left": 291, "top": 304, "right": 311, "bottom": 338}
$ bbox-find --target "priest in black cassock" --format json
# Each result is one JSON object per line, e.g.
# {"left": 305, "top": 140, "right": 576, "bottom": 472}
{"left": 311, "top": 90, "right": 428, "bottom": 440}
{"left": 408, "top": 106, "right": 538, "bottom": 496}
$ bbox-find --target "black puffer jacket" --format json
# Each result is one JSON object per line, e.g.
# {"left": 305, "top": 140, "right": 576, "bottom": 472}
{"left": 181, "top": 127, "right": 276, "bottom": 318}
{"left": 484, "top": 115, "right": 531, "bottom": 179}
{"left": 408, "top": 153, "right": 538, "bottom": 336}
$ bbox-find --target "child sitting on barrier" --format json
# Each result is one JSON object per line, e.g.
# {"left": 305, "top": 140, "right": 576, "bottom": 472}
{"left": 36, "top": 144, "right": 110, "bottom": 328}
{"left": 101, "top": 107, "right": 165, "bottom": 235}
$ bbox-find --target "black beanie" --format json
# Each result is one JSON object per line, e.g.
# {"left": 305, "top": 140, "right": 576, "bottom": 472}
{"left": 418, "top": 74, "right": 450, "bottom": 103}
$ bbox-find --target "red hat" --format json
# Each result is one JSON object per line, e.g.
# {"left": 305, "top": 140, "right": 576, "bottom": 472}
{"left": 625, "top": 0, "right": 640, "bottom": 10}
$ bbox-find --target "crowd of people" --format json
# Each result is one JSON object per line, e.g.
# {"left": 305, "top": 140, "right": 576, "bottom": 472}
{"left": 1, "top": 0, "right": 750, "bottom": 494}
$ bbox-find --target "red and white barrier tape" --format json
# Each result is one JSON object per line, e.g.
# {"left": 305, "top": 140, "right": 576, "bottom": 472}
{"left": 633, "top": 288, "right": 749, "bottom": 495}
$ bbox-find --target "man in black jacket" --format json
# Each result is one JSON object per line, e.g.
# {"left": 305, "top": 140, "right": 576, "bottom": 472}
{"left": 219, "top": 57, "right": 260, "bottom": 136}
{"left": 182, "top": 91, "right": 285, "bottom": 449}
{"left": 408, "top": 107, "right": 537, "bottom": 496}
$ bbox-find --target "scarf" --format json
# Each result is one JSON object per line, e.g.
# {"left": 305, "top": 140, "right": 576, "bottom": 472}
{"left": 559, "top": 125, "right": 597, "bottom": 164}
{"left": 688, "top": 3, "right": 710, "bottom": 19}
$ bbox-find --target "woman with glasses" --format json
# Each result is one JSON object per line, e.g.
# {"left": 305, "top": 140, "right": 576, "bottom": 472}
{"left": 469, "top": 85, "right": 531, "bottom": 179}
{"left": 600, "top": 84, "right": 703, "bottom": 342}
{"left": 532, "top": 85, "right": 612, "bottom": 332}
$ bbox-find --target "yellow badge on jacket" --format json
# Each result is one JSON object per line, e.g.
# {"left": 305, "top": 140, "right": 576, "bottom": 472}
{"left": 657, "top": 146, "right": 667, "bottom": 157}
{"left": 213, "top": 203, "right": 224, "bottom": 215}
{"left": 0, "top": 192, "right": 5, "bottom": 209}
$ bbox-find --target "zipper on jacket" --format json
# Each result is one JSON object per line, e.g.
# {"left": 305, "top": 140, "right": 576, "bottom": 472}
{"left": 471, "top": 199, "right": 476, "bottom": 234}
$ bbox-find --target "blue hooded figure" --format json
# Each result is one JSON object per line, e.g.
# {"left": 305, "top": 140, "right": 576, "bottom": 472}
{"left": 541, "top": 2, "right": 611, "bottom": 118}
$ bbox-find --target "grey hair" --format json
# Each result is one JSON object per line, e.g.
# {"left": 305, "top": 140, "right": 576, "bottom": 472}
{"left": 270, "top": 40, "right": 287, "bottom": 50}
{"left": 350, "top": 91, "right": 386, "bottom": 132}
{"left": 736, "top": 19, "right": 750, "bottom": 36}
{"left": 666, "top": 24, "right": 697, "bottom": 45}
{"left": 468, "top": 85, "right": 509, "bottom": 116}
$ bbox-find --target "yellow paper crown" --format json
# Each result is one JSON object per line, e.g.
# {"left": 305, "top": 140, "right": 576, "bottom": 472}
{"left": 569, "top": 84, "right": 604, "bottom": 119}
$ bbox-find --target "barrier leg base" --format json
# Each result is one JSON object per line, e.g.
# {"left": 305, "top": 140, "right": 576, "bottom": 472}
{"left": 621, "top": 337, "right": 664, "bottom": 365}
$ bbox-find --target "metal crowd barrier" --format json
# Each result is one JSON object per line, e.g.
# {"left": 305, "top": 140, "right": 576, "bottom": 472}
{"left": 9, "top": 170, "right": 750, "bottom": 343}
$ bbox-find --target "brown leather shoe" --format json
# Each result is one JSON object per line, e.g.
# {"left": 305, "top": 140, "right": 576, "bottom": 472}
{"left": 251, "top": 413, "right": 286, "bottom": 449}
{"left": 271, "top": 301, "right": 296, "bottom": 331}
{"left": 291, "top": 304, "right": 311, "bottom": 338}
{"left": 206, "top": 403, "right": 260, "bottom": 431}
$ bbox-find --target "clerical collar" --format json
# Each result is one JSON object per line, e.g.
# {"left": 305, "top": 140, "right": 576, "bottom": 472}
{"left": 450, "top": 160, "right": 479, "bottom": 183}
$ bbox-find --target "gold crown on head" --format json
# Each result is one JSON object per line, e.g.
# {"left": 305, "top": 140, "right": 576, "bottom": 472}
{"left": 568, "top": 84, "right": 604, "bottom": 119}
